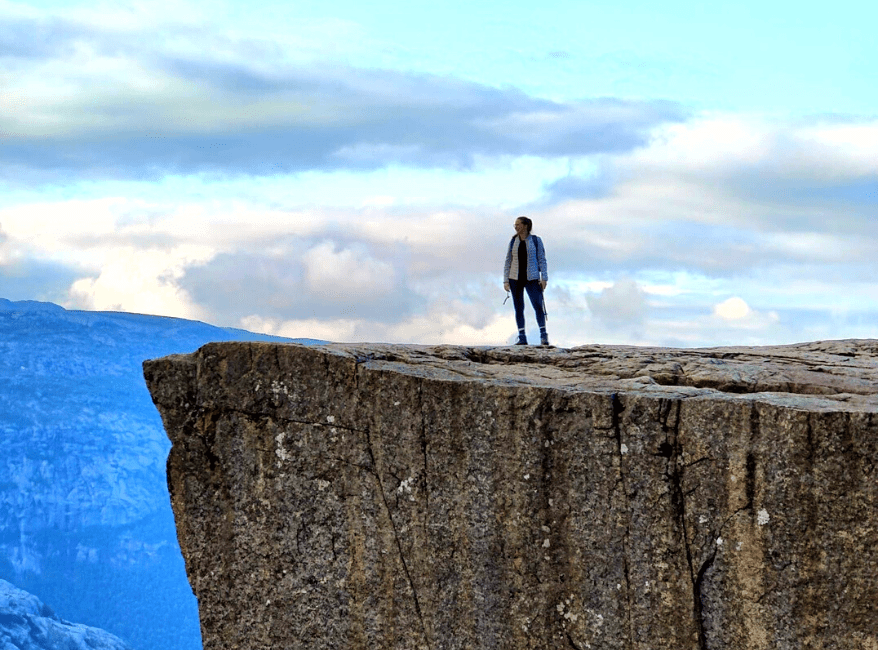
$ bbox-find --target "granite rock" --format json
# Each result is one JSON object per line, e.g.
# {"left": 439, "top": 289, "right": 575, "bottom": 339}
{"left": 144, "top": 340, "right": 878, "bottom": 650}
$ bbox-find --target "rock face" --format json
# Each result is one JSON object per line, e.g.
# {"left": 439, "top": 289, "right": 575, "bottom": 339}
{"left": 143, "top": 340, "right": 878, "bottom": 650}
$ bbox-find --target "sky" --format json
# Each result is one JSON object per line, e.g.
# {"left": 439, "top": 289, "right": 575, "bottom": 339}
{"left": 2, "top": 0, "right": 877, "bottom": 347}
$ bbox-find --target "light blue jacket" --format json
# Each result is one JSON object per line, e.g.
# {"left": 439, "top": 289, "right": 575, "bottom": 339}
{"left": 504, "top": 234, "right": 548, "bottom": 282}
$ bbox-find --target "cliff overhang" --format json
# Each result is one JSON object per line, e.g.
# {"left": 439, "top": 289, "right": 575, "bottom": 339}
{"left": 144, "top": 340, "right": 878, "bottom": 650}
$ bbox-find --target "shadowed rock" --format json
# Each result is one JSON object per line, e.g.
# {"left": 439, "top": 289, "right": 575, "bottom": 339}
{"left": 143, "top": 340, "right": 878, "bottom": 650}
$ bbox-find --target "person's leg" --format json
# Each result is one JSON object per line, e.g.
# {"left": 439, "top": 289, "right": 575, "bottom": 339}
{"left": 508, "top": 278, "right": 527, "bottom": 344}
{"left": 524, "top": 281, "right": 549, "bottom": 345}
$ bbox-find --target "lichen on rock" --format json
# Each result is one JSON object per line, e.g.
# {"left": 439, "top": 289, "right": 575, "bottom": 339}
{"left": 143, "top": 340, "right": 878, "bottom": 650}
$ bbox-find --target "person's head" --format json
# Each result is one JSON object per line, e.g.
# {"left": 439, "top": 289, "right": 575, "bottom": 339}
{"left": 514, "top": 216, "right": 533, "bottom": 235}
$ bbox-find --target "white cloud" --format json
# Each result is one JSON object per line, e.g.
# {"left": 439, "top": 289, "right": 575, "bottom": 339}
{"left": 386, "top": 308, "right": 510, "bottom": 345}
{"left": 3, "top": 100, "right": 878, "bottom": 348}
{"left": 630, "top": 115, "right": 773, "bottom": 174}
{"left": 712, "top": 296, "right": 779, "bottom": 331}
{"left": 65, "top": 245, "right": 213, "bottom": 319}
{"left": 301, "top": 241, "right": 395, "bottom": 301}
{"left": 790, "top": 121, "right": 878, "bottom": 177}
{"left": 586, "top": 279, "right": 648, "bottom": 324}
{"left": 0, "top": 1, "right": 683, "bottom": 179}
{"left": 0, "top": 226, "right": 10, "bottom": 266}
{"left": 713, "top": 297, "right": 751, "bottom": 320}
{"left": 627, "top": 115, "right": 878, "bottom": 204}
{"left": 537, "top": 113, "right": 878, "bottom": 284}
{"left": 0, "top": 198, "right": 123, "bottom": 251}
{"left": 242, "top": 302, "right": 513, "bottom": 346}
{"left": 241, "top": 315, "right": 359, "bottom": 342}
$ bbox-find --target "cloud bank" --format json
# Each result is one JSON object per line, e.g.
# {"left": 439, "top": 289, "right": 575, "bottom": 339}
{"left": 2, "top": 2, "right": 877, "bottom": 347}
{"left": 0, "top": 3, "right": 684, "bottom": 180}
{"left": 4, "top": 112, "right": 876, "bottom": 347}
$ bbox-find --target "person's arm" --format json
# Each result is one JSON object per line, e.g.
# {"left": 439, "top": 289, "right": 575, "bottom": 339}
{"left": 503, "top": 238, "right": 513, "bottom": 290}
{"left": 537, "top": 236, "right": 548, "bottom": 289}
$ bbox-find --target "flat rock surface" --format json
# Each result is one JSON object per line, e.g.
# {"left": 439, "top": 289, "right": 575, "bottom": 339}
{"left": 144, "top": 340, "right": 878, "bottom": 650}
{"left": 306, "top": 338, "right": 878, "bottom": 402}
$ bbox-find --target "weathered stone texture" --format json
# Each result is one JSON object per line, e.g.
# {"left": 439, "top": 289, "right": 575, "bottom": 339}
{"left": 143, "top": 340, "right": 878, "bottom": 650}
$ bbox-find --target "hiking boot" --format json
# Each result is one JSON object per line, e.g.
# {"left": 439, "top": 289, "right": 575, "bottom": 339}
{"left": 540, "top": 336, "right": 550, "bottom": 346}
{"left": 515, "top": 338, "right": 528, "bottom": 345}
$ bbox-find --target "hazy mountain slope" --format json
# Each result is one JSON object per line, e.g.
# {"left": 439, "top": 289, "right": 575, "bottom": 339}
{"left": 1, "top": 578, "right": 133, "bottom": 650}
{"left": 0, "top": 299, "right": 321, "bottom": 650}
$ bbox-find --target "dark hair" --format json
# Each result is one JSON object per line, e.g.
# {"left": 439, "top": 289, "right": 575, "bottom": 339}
{"left": 517, "top": 216, "right": 533, "bottom": 233}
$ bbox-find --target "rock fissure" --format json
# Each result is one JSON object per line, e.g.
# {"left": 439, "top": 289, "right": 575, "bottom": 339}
{"left": 324, "top": 455, "right": 375, "bottom": 477}
{"left": 684, "top": 456, "right": 712, "bottom": 469}
{"left": 744, "top": 451, "right": 757, "bottom": 504}
{"left": 680, "top": 417, "right": 713, "bottom": 650}
{"left": 693, "top": 549, "right": 717, "bottom": 650}
{"left": 564, "top": 629, "right": 584, "bottom": 650}
{"left": 272, "top": 344, "right": 282, "bottom": 377}
{"left": 362, "top": 424, "right": 432, "bottom": 650}
{"left": 198, "top": 410, "right": 223, "bottom": 472}
{"left": 415, "top": 381, "right": 430, "bottom": 514}
{"left": 665, "top": 400, "right": 711, "bottom": 650}
{"left": 717, "top": 504, "right": 753, "bottom": 538}
{"left": 611, "top": 392, "right": 637, "bottom": 647}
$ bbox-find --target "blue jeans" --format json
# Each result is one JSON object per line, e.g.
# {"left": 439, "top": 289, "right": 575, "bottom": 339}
{"left": 508, "top": 278, "right": 546, "bottom": 340}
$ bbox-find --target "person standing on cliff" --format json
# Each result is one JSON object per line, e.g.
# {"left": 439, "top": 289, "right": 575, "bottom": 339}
{"left": 503, "top": 216, "right": 549, "bottom": 345}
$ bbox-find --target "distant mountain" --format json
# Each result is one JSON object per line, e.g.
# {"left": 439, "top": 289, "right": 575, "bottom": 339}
{"left": 0, "top": 299, "right": 323, "bottom": 650}
{"left": 1, "top": 578, "right": 132, "bottom": 650}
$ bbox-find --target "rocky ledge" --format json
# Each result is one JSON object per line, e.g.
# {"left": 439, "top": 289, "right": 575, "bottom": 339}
{"left": 143, "top": 340, "right": 878, "bottom": 650}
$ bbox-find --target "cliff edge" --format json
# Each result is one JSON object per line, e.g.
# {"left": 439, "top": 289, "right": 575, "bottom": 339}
{"left": 143, "top": 340, "right": 878, "bottom": 650}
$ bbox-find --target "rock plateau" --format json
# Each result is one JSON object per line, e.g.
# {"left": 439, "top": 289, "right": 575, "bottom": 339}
{"left": 144, "top": 340, "right": 878, "bottom": 650}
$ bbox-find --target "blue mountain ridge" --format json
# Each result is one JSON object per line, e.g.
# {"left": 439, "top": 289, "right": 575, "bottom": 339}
{"left": 0, "top": 298, "right": 324, "bottom": 650}
{"left": 1, "top": 578, "right": 133, "bottom": 649}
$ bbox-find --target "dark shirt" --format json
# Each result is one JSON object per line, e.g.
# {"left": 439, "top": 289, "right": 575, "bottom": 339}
{"left": 518, "top": 239, "right": 527, "bottom": 281}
